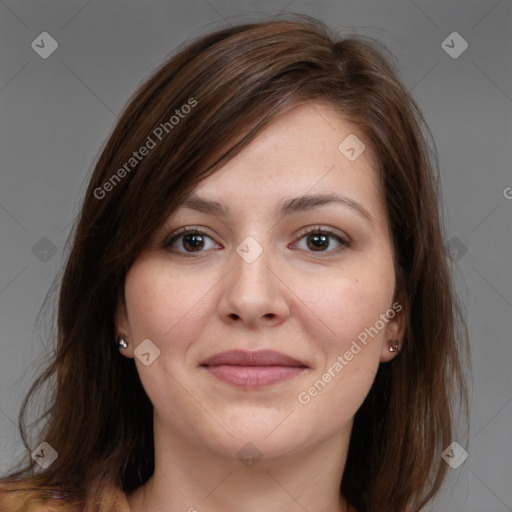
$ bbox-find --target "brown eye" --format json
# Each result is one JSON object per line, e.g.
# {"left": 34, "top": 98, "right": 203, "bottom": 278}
{"left": 292, "top": 226, "right": 350, "bottom": 253}
{"left": 180, "top": 232, "right": 206, "bottom": 252}
{"left": 162, "top": 228, "right": 219, "bottom": 256}
{"left": 306, "top": 233, "right": 330, "bottom": 251}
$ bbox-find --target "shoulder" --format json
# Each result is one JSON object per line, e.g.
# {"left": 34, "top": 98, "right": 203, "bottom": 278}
{"left": 0, "top": 482, "right": 49, "bottom": 512}
{"left": 0, "top": 480, "right": 69, "bottom": 512}
{"left": 0, "top": 479, "right": 130, "bottom": 512}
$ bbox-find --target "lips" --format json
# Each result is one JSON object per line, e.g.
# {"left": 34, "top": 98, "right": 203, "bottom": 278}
{"left": 200, "top": 349, "right": 307, "bottom": 367}
{"left": 200, "top": 350, "right": 308, "bottom": 388}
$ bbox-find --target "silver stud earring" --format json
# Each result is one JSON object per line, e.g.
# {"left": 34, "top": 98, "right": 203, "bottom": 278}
{"left": 117, "top": 335, "right": 128, "bottom": 349}
{"left": 388, "top": 339, "right": 401, "bottom": 353}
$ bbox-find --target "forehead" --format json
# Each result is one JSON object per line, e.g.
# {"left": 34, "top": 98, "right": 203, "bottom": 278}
{"left": 186, "top": 101, "right": 383, "bottom": 217}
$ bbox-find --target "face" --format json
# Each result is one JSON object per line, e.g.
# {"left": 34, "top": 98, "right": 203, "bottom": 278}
{"left": 116, "top": 101, "right": 404, "bottom": 464}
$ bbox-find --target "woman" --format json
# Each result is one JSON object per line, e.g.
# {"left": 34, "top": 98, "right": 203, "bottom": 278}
{"left": 0, "top": 14, "right": 469, "bottom": 512}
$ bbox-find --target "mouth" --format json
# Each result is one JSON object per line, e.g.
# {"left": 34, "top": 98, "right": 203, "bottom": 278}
{"left": 199, "top": 349, "right": 309, "bottom": 388}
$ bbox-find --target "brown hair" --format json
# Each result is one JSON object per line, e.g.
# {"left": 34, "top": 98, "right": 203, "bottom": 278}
{"left": 1, "top": 13, "right": 469, "bottom": 512}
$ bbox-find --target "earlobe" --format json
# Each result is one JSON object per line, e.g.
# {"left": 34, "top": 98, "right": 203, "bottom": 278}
{"left": 116, "top": 334, "right": 135, "bottom": 359}
{"left": 114, "top": 304, "right": 134, "bottom": 358}
{"left": 388, "top": 339, "right": 401, "bottom": 353}
{"left": 380, "top": 310, "right": 405, "bottom": 363}
{"left": 380, "top": 337, "right": 402, "bottom": 363}
{"left": 117, "top": 335, "right": 129, "bottom": 349}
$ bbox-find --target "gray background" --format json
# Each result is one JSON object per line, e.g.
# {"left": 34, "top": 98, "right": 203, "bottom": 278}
{"left": 1, "top": 1, "right": 511, "bottom": 510}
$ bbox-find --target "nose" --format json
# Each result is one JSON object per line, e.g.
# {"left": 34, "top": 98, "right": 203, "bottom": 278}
{"left": 217, "top": 238, "right": 290, "bottom": 329}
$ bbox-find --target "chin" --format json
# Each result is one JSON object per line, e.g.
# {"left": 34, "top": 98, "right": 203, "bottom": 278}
{"left": 205, "top": 409, "right": 312, "bottom": 457}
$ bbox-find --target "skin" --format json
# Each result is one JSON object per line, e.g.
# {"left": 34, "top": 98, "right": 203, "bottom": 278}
{"left": 116, "top": 101, "right": 404, "bottom": 512}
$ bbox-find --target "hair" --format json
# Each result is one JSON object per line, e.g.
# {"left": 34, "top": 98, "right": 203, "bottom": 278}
{"left": 1, "top": 13, "right": 469, "bottom": 512}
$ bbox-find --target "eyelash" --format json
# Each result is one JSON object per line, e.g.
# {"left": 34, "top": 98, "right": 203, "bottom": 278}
{"left": 161, "top": 225, "right": 351, "bottom": 258}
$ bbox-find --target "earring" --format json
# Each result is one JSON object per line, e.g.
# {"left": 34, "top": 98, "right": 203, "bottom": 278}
{"left": 117, "top": 335, "right": 128, "bottom": 349}
{"left": 388, "top": 339, "right": 401, "bottom": 353}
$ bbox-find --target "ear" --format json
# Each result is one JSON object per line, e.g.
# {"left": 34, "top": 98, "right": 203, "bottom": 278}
{"left": 379, "top": 302, "right": 405, "bottom": 363}
{"left": 114, "top": 302, "right": 135, "bottom": 359}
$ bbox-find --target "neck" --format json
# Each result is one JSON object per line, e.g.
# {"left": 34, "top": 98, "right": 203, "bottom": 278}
{"left": 128, "top": 417, "right": 353, "bottom": 512}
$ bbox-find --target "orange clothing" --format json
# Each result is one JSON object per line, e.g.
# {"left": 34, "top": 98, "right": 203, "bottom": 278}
{"left": 0, "top": 480, "right": 130, "bottom": 512}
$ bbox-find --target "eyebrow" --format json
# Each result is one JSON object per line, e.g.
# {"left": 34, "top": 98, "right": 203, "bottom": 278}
{"left": 181, "top": 192, "right": 373, "bottom": 221}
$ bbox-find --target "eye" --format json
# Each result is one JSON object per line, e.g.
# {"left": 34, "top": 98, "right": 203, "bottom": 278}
{"left": 291, "top": 226, "right": 350, "bottom": 254}
{"left": 161, "top": 225, "right": 351, "bottom": 258}
{"left": 161, "top": 227, "right": 220, "bottom": 257}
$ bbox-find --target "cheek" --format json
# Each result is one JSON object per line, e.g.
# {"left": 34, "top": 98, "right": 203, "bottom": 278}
{"left": 293, "top": 259, "right": 395, "bottom": 350}
{"left": 123, "top": 258, "right": 214, "bottom": 424}
{"left": 123, "top": 256, "right": 206, "bottom": 345}
{"left": 292, "top": 256, "right": 395, "bottom": 419}
{"left": 294, "top": 276, "right": 393, "bottom": 426}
